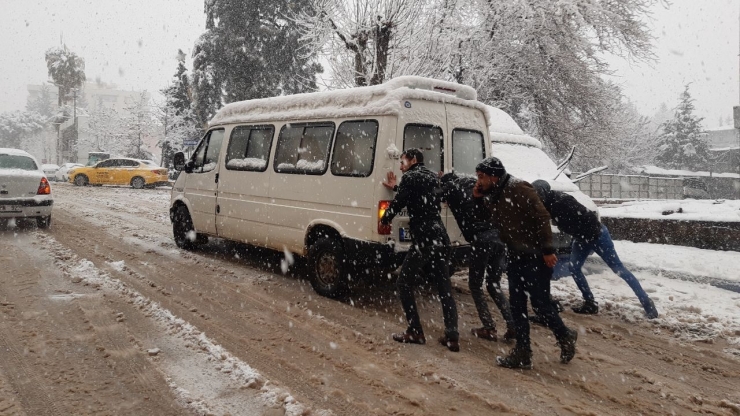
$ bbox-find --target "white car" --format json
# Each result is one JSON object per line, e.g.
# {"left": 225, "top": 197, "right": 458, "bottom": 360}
{"left": 55, "top": 162, "right": 84, "bottom": 182}
{"left": 0, "top": 148, "right": 53, "bottom": 228}
{"left": 41, "top": 163, "right": 60, "bottom": 180}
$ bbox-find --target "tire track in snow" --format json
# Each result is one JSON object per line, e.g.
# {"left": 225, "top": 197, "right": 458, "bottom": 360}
{"left": 36, "top": 233, "right": 325, "bottom": 416}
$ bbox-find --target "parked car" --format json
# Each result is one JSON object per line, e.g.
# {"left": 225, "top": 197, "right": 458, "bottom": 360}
{"left": 484, "top": 105, "right": 598, "bottom": 279}
{"left": 0, "top": 148, "right": 53, "bottom": 228}
{"left": 68, "top": 157, "right": 169, "bottom": 189}
{"left": 55, "top": 162, "right": 84, "bottom": 182}
{"left": 41, "top": 163, "right": 60, "bottom": 180}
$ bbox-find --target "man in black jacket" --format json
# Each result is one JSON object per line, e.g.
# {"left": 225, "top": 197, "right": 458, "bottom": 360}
{"left": 381, "top": 148, "right": 459, "bottom": 352}
{"left": 531, "top": 180, "right": 658, "bottom": 319}
{"left": 439, "top": 172, "right": 515, "bottom": 342}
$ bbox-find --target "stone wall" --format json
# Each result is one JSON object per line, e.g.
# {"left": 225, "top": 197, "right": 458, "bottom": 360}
{"left": 602, "top": 217, "right": 740, "bottom": 252}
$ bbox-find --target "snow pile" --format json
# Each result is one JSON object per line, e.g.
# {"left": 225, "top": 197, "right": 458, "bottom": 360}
{"left": 611, "top": 240, "right": 740, "bottom": 283}
{"left": 637, "top": 165, "right": 740, "bottom": 179}
{"left": 600, "top": 199, "right": 740, "bottom": 222}
{"left": 277, "top": 159, "right": 325, "bottom": 171}
{"left": 226, "top": 158, "right": 267, "bottom": 170}
{"left": 38, "top": 234, "right": 320, "bottom": 416}
{"left": 545, "top": 241, "right": 740, "bottom": 351}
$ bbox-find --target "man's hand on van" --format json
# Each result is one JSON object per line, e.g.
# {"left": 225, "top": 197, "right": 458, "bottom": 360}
{"left": 383, "top": 171, "right": 397, "bottom": 190}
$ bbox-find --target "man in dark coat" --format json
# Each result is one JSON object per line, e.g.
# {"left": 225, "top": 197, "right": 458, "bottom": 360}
{"left": 531, "top": 180, "right": 658, "bottom": 319}
{"left": 474, "top": 157, "right": 577, "bottom": 369}
{"left": 381, "top": 148, "right": 459, "bottom": 352}
{"left": 439, "top": 171, "right": 515, "bottom": 342}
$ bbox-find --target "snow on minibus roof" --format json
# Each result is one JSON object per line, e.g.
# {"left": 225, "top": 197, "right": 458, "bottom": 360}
{"left": 209, "top": 76, "right": 482, "bottom": 126}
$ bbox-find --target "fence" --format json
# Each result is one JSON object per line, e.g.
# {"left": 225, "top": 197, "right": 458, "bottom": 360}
{"left": 575, "top": 174, "right": 683, "bottom": 199}
{"left": 575, "top": 173, "right": 740, "bottom": 200}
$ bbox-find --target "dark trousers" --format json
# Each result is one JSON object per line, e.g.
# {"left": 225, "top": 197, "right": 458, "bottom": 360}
{"left": 398, "top": 243, "right": 459, "bottom": 340}
{"left": 469, "top": 231, "right": 514, "bottom": 331}
{"left": 507, "top": 253, "right": 570, "bottom": 352}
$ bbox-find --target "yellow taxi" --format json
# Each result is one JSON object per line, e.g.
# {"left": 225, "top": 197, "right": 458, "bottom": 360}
{"left": 68, "top": 158, "right": 169, "bottom": 189}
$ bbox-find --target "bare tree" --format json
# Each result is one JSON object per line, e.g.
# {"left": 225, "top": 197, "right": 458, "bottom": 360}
{"left": 296, "top": 0, "right": 439, "bottom": 87}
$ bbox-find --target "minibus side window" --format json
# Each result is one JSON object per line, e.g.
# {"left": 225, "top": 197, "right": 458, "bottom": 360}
{"left": 274, "top": 122, "right": 335, "bottom": 175}
{"left": 191, "top": 129, "right": 225, "bottom": 173}
{"left": 331, "top": 120, "right": 378, "bottom": 177}
{"left": 452, "top": 129, "right": 485, "bottom": 176}
{"left": 403, "top": 124, "right": 443, "bottom": 173}
{"left": 225, "top": 125, "right": 274, "bottom": 172}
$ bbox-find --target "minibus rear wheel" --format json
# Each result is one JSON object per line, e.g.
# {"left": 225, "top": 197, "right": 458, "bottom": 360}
{"left": 308, "top": 238, "right": 348, "bottom": 298}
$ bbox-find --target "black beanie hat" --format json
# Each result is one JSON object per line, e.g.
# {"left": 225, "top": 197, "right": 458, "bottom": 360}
{"left": 531, "top": 179, "right": 551, "bottom": 194}
{"left": 475, "top": 157, "right": 506, "bottom": 177}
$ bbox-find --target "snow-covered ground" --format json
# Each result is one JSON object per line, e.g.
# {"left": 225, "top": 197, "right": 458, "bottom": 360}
{"left": 599, "top": 198, "right": 740, "bottom": 222}
{"left": 6, "top": 183, "right": 739, "bottom": 414}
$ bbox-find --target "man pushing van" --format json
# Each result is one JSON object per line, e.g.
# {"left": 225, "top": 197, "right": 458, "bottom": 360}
{"left": 474, "top": 157, "right": 577, "bottom": 369}
{"left": 380, "top": 148, "right": 460, "bottom": 352}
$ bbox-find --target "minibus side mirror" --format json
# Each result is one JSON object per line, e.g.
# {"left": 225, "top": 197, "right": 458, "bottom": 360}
{"left": 174, "top": 152, "right": 189, "bottom": 172}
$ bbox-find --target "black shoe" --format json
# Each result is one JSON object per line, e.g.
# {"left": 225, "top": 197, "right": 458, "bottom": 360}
{"left": 642, "top": 298, "right": 659, "bottom": 319}
{"left": 496, "top": 347, "right": 532, "bottom": 369}
{"left": 558, "top": 329, "right": 578, "bottom": 364}
{"left": 529, "top": 314, "right": 547, "bottom": 326}
{"left": 438, "top": 335, "right": 460, "bottom": 352}
{"left": 471, "top": 327, "right": 497, "bottom": 342}
{"left": 572, "top": 300, "right": 599, "bottom": 315}
{"left": 392, "top": 331, "right": 426, "bottom": 345}
{"left": 502, "top": 327, "right": 516, "bottom": 343}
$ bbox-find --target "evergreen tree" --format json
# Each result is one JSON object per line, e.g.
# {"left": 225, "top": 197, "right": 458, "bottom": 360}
{"left": 191, "top": 0, "right": 323, "bottom": 127}
{"left": 45, "top": 46, "right": 86, "bottom": 107}
{"left": 655, "top": 85, "right": 709, "bottom": 171}
{"left": 0, "top": 111, "right": 45, "bottom": 149}
{"left": 26, "top": 84, "right": 56, "bottom": 120}
{"left": 163, "top": 50, "right": 193, "bottom": 117}
{"left": 161, "top": 50, "right": 201, "bottom": 167}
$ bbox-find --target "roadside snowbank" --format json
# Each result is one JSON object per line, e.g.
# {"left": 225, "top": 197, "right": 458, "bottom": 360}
{"left": 599, "top": 199, "right": 740, "bottom": 222}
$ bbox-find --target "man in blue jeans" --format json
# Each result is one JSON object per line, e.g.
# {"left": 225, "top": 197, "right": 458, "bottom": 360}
{"left": 532, "top": 180, "right": 659, "bottom": 319}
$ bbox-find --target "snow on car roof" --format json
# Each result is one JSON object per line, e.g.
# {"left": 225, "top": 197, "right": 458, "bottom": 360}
{"left": 483, "top": 105, "right": 543, "bottom": 148}
{"left": 209, "top": 76, "right": 484, "bottom": 126}
{"left": 0, "top": 147, "right": 34, "bottom": 157}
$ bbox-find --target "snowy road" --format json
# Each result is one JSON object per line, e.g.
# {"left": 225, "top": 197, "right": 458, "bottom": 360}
{"left": 1, "top": 182, "right": 739, "bottom": 415}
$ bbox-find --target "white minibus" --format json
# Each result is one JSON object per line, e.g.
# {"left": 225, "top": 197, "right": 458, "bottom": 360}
{"left": 170, "top": 76, "right": 491, "bottom": 297}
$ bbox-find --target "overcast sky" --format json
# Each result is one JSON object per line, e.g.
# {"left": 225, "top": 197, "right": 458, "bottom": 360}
{"left": 0, "top": 0, "right": 737, "bottom": 129}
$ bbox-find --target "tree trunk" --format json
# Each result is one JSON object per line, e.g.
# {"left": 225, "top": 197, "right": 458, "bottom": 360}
{"left": 370, "top": 20, "right": 392, "bottom": 86}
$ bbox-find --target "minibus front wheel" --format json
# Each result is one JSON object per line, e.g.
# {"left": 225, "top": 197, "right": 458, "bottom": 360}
{"left": 308, "top": 238, "right": 348, "bottom": 298}
{"left": 172, "top": 205, "right": 199, "bottom": 250}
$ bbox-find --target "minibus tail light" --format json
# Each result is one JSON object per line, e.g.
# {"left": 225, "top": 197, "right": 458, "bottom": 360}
{"left": 378, "top": 200, "right": 391, "bottom": 235}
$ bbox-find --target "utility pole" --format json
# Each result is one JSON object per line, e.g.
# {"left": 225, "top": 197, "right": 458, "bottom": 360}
{"left": 72, "top": 88, "right": 78, "bottom": 163}
{"left": 161, "top": 110, "right": 167, "bottom": 167}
